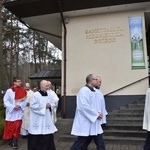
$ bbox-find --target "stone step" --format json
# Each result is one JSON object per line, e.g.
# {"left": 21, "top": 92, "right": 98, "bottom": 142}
{"left": 120, "top": 105, "right": 144, "bottom": 110}
{"left": 104, "top": 124, "right": 143, "bottom": 130}
{"left": 128, "top": 103, "right": 144, "bottom": 108}
{"left": 114, "top": 109, "right": 144, "bottom": 114}
{"left": 107, "top": 117, "right": 143, "bottom": 124}
{"left": 58, "top": 99, "right": 146, "bottom": 145}
{"left": 137, "top": 99, "right": 145, "bottom": 104}
{"left": 104, "top": 129, "right": 146, "bottom": 138}
{"left": 107, "top": 114, "right": 143, "bottom": 118}
{"left": 108, "top": 112, "right": 143, "bottom": 117}
{"left": 107, "top": 117, "right": 143, "bottom": 120}
{"left": 120, "top": 103, "right": 145, "bottom": 109}
{"left": 120, "top": 107, "right": 144, "bottom": 110}
{"left": 103, "top": 136, "right": 145, "bottom": 145}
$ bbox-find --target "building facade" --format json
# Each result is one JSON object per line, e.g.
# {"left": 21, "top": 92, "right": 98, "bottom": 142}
{"left": 4, "top": 0, "right": 150, "bottom": 118}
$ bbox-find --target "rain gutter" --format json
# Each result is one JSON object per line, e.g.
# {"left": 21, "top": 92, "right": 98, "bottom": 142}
{"left": 56, "top": 0, "right": 67, "bottom": 118}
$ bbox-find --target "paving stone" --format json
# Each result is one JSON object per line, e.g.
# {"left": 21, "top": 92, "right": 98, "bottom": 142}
{"left": 0, "top": 117, "right": 145, "bottom": 150}
{"left": 0, "top": 138, "right": 144, "bottom": 150}
{"left": 112, "top": 144, "right": 121, "bottom": 150}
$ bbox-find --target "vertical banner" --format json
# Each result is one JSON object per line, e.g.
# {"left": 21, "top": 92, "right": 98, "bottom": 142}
{"left": 129, "top": 16, "right": 145, "bottom": 69}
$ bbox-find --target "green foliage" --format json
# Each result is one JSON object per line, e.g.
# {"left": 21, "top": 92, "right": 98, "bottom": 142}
{"left": 0, "top": 100, "right": 5, "bottom": 139}
{"left": 0, "top": 118, "right": 5, "bottom": 139}
{"left": 2, "top": 7, "right": 61, "bottom": 90}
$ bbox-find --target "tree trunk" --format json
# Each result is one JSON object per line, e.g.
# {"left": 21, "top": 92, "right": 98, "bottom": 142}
{"left": 9, "top": 14, "right": 13, "bottom": 85}
{"left": 16, "top": 21, "right": 19, "bottom": 76}
{"left": 0, "top": 1, "right": 3, "bottom": 98}
{"left": 43, "top": 41, "right": 48, "bottom": 70}
{"left": 38, "top": 33, "right": 41, "bottom": 71}
{"left": 33, "top": 32, "right": 38, "bottom": 72}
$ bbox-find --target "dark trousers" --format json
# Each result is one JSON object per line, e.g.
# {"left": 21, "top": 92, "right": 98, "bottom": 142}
{"left": 70, "top": 134, "right": 105, "bottom": 150}
{"left": 28, "top": 134, "right": 56, "bottom": 150}
{"left": 143, "top": 131, "right": 150, "bottom": 150}
{"left": 84, "top": 134, "right": 105, "bottom": 150}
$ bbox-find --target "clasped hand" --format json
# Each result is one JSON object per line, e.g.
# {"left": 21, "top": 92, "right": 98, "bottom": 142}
{"left": 14, "top": 105, "right": 21, "bottom": 110}
{"left": 46, "top": 103, "right": 51, "bottom": 109}
{"left": 98, "top": 112, "right": 103, "bottom": 119}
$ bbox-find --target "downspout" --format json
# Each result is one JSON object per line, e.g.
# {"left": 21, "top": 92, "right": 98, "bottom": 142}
{"left": 56, "top": 0, "right": 67, "bottom": 118}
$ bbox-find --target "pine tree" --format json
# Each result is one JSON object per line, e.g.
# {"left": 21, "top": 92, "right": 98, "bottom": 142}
{"left": 0, "top": 0, "right": 3, "bottom": 98}
{"left": 2, "top": 4, "right": 62, "bottom": 90}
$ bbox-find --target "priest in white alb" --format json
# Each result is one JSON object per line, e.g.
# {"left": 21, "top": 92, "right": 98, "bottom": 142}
{"left": 20, "top": 83, "right": 34, "bottom": 136}
{"left": 47, "top": 81, "right": 59, "bottom": 124}
{"left": 28, "top": 80, "right": 57, "bottom": 150}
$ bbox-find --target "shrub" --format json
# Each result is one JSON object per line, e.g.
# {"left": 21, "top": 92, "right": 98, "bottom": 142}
{"left": 0, "top": 100, "right": 5, "bottom": 139}
{"left": 0, "top": 117, "right": 5, "bottom": 138}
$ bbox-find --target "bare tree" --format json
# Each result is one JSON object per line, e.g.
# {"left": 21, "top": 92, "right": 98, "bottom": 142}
{"left": 1, "top": 5, "right": 61, "bottom": 90}
{"left": 0, "top": 0, "right": 3, "bottom": 97}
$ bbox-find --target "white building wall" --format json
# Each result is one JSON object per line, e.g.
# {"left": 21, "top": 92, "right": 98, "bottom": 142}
{"left": 62, "top": 10, "right": 149, "bottom": 96}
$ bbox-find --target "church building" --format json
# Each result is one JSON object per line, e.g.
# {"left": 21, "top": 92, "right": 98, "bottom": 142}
{"left": 4, "top": 0, "right": 150, "bottom": 118}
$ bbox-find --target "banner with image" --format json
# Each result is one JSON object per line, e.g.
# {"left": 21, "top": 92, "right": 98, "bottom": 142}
{"left": 129, "top": 16, "right": 145, "bottom": 69}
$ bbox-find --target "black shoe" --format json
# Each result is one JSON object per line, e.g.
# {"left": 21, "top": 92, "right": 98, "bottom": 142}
{"left": 12, "top": 138, "right": 18, "bottom": 149}
{"left": 8, "top": 139, "right": 12, "bottom": 147}
{"left": 12, "top": 143, "right": 18, "bottom": 149}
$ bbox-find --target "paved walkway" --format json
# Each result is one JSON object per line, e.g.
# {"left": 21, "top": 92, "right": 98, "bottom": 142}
{"left": 0, "top": 117, "right": 144, "bottom": 150}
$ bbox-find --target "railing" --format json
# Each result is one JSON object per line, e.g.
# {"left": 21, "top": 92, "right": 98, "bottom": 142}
{"left": 104, "top": 75, "right": 149, "bottom": 97}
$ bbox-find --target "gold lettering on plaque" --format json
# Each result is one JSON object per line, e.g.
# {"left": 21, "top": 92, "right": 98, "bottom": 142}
{"left": 85, "top": 27, "right": 125, "bottom": 44}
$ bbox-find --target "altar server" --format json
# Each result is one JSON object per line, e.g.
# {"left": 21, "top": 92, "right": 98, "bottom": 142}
{"left": 70, "top": 74, "right": 106, "bottom": 150}
{"left": 3, "top": 77, "right": 27, "bottom": 149}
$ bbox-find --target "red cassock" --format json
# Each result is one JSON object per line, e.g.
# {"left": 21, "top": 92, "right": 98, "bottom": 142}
{"left": 3, "top": 120, "right": 22, "bottom": 139}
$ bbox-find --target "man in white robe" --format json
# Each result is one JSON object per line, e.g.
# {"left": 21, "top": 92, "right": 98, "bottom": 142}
{"left": 96, "top": 76, "right": 108, "bottom": 125}
{"left": 70, "top": 74, "right": 106, "bottom": 150}
{"left": 47, "top": 81, "right": 59, "bottom": 124}
{"left": 80, "top": 76, "right": 107, "bottom": 150}
{"left": 20, "top": 83, "right": 34, "bottom": 136}
{"left": 143, "top": 88, "right": 150, "bottom": 150}
{"left": 28, "top": 80, "right": 57, "bottom": 150}
{"left": 3, "top": 77, "right": 27, "bottom": 149}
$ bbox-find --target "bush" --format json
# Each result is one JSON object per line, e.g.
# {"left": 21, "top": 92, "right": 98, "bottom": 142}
{"left": 0, "top": 117, "right": 5, "bottom": 139}
{"left": 0, "top": 100, "right": 5, "bottom": 139}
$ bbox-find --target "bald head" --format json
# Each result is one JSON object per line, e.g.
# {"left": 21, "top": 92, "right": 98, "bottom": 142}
{"left": 40, "top": 80, "right": 49, "bottom": 91}
{"left": 25, "top": 83, "right": 30, "bottom": 90}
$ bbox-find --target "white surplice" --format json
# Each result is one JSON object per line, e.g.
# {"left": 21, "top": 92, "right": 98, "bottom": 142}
{"left": 47, "top": 89, "right": 59, "bottom": 123}
{"left": 143, "top": 88, "right": 150, "bottom": 131}
{"left": 71, "top": 86, "right": 106, "bottom": 136}
{"left": 3, "top": 88, "right": 27, "bottom": 121}
{"left": 21, "top": 89, "right": 34, "bottom": 135}
{"left": 96, "top": 89, "right": 108, "bottom": 125}
{"left": 28, "top": 91, "right": 57, "bottom": 135}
